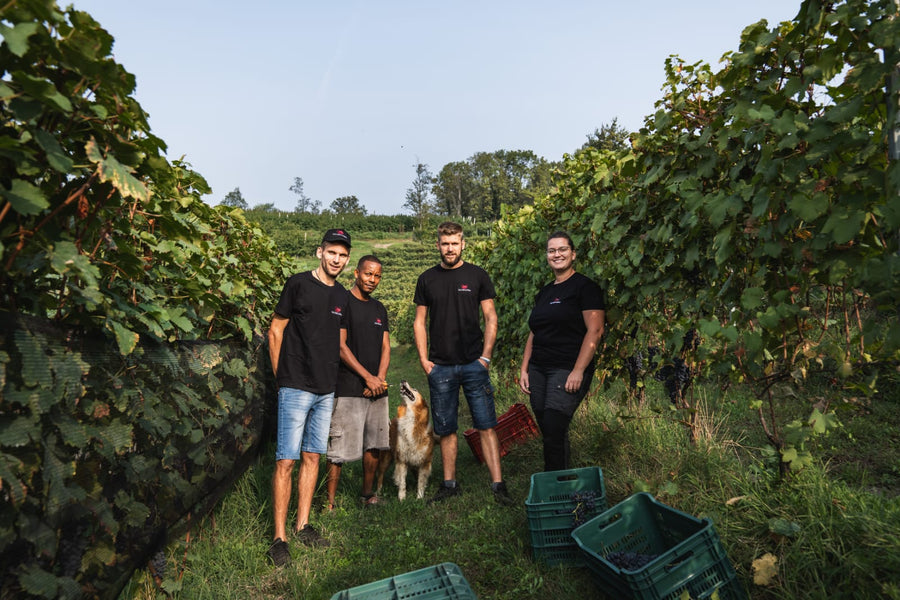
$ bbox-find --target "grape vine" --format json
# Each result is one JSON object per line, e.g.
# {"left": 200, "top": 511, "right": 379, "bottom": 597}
{"left": 480, "top": 0, "right": 900, "bottom": 474}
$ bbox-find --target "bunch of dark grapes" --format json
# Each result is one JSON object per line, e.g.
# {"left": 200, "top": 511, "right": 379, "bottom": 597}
{"left": 571, "top": 490, "right": 601, "bottom": 527}
{"left": 605, "top": 550, "right": 658, "bottom": 571}
{"left": 682, "top": 267, "right": 706, "bottom": 289}
{"left": 56, "top": 521, "right": 88, "bottom": 578}
{"left": 646, "top": 346, "right": 660, "bottom": 368}
{"left": 149, "top": 550, "right": 167, "bottom": 583}
{"left": 625, "top": 352, "right": 643, "bottom": 389}
{"left": 682, "top": 328, "right": 700, "bottom": 353}
{"left": 654, "top": 357, "right": 692, "bottom": 403}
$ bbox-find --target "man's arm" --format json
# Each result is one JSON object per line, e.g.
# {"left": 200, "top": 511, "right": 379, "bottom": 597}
{"left": 377, "top": 330, "right": 391, "bottom": 382}
{"left": 413, "top": 304, "right": 432, "bottom": 374}
{"left": 478, "top": 298, "right": 498, "bottom": 367}
{"left": 267, "top": 315, "right": 289, "bottom": 377}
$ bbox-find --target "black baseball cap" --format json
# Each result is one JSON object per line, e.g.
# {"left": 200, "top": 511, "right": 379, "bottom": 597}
{"left": 321, "top": 228, "right": 352, "bottom": 248}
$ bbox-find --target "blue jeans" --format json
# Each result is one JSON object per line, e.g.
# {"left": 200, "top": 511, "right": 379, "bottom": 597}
{"left": 275, "top": 387, "right": 334, "bottom": 459}
{"left": 428, "top": 359, "right": 498, "bottom": 436}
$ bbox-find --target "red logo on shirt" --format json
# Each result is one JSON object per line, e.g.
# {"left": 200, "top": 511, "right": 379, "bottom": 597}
{"left": 550, "top": 297, "right": 562, "bottom": 305}
{"left": 458, "top": 284, "right": 472, "bottom": 292}
{"left": 331, "top": 306, "right": 343, "bottom": 316}
{"left": 375, "top": 318, "right": 383, "bottom": 326}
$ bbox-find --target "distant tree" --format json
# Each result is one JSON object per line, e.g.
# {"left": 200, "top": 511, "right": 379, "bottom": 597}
{"left": 330, "top": 195, "right": 367, "bottom": 216}
{"left": 433, "top": 151, "right": 555, "bottom": 220}
{"left": 433, "top": 161, "right": 472, "bottom": 218}
{"left": 290, "top": 176, "right": 321, "bottom": 214}
{"left": 403, "top": 163, "right": 435, "bottom": 227}
{"left": 221, "top": 187, "right": 248, "bottom": 210}
{"left": 582, "top": 118, "right": 631, "bottom": 152}
{"left": 251, "top": 202, "right": 277, "bottom": 212}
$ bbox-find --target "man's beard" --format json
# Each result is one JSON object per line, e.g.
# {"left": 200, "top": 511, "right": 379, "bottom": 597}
{"left": 440, "top": 253, "right": 461, "bottom": 268}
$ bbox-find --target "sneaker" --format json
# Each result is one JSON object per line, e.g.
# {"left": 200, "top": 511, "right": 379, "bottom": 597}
{"left": 295, "top": 524, "right": 330, "bottom": 548}
{"left": 427, "top": 482, "right": 463, "bottom": 504}
{"left": 266, "top": 538, "right": 290, "bottom": 567}
{"left": 361, "top": 494, "right": 380, "bottom": 508}
{"left": 492, "top": 481, "right": 516, "bottom": 506}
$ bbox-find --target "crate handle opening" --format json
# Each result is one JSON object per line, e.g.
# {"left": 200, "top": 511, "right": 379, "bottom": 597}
{"left": 556, "top": 474, "right": 578, "bottom": 482}
{"left": 663, "top": 550, "right": 694, "bottom": 572}
{"left": 596, "top": 512, "right": 622, "bottom": 530}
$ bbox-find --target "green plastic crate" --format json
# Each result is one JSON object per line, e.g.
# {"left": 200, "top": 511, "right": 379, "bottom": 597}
{"left": 571, "top": 493, "right": 747, "bottom": 600}
{"left": 330, "top": 562, "right": 478, "bottom": 600}
{"left": 525, "top": 467, "right": 608, "bottom": 566}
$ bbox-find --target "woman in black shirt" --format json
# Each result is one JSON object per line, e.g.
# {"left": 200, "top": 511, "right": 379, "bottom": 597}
{"left": 519, "top": 231, "right": 606, "bottom": 471}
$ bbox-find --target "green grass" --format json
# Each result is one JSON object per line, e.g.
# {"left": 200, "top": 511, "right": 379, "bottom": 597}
{"left": 120, "top": 358, "right": 900, "bottom": 600}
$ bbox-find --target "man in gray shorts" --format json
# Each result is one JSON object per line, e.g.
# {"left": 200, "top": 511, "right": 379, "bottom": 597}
{"left": 326, "top": 255, "right": 391, "bottom": 508}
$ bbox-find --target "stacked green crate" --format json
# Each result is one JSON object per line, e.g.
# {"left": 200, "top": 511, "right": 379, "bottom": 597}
{"left": 525, "top": 467, "right": 608, "bottom": 566}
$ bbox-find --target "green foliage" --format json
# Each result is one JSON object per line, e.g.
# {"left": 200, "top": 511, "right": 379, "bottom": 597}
{"left": 581, "top": 118, "right": 632, "bottom": 152}
{"left": 0, "top": 1, "right": 295, "bottom": 596}
{"left": 404, "top": 162, "right": 436, "bottom": 227}
{"left": 329, "top": 194, "right": 368, "bottom": 216}
{"left": 479, "top": 0, "right": 900, "bottom": 475}
{"left": 432, "top": 150, "right": 558, "bottom": 220}
{"left": 220, "top": 187, "right": 248, "bottom": 209}
{"left": 289, "top": 176, "right": 321, "bottom": 214}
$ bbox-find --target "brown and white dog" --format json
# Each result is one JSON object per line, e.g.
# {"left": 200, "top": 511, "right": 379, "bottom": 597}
{"left": 375, "top": 380, "right": 435, "bottom": 500}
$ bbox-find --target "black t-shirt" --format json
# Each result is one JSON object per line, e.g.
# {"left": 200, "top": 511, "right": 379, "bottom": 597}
{"left": 528, "top": 272, "right": 606, "bottom": 370}
{"left": 273, "top": 271, "right": 349, "bottom": 394}
{"left": 336, "top": 294, "right": 390, "bottom": 398}
{"left": 413, "top": 262, "right": 496, "bottom": 365}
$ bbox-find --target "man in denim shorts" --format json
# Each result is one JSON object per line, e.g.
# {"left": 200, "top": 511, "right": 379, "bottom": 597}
{"left": 413, "top": 221, "right": 514, "bottom": 505}
{"left": 266, "top": 229, "right": 351, "bottom": 566}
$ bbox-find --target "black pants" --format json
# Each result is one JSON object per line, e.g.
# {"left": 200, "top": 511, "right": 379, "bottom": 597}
{"left": 527, "top": 364, "right": 594, "bottom": 471}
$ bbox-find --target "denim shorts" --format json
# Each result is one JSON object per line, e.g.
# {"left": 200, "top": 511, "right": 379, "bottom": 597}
{"left": 275, "top": 387, "right": 334, "bottom": 459}
{"left": 428, "top": 359, "right": 498, "bottom": 436}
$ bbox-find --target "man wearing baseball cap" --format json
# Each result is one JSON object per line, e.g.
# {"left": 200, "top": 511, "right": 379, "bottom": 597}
{"left": 266, "top": 228, "right": 352, "bottom": 565}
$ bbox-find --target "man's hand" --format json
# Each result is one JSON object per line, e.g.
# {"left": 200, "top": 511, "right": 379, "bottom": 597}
{"left": 363, "top": 374, "right": 387, "bottom": 398}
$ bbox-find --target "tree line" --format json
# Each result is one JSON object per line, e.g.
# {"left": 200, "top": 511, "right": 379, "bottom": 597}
{"left": 220, "top": 120, "right": 631, "bottom": 220}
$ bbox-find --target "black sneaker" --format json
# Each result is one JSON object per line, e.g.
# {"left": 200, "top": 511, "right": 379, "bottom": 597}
{"left": 266, "top": 538, "right": 290, "bottom": 567}
{"left": 492, "top": 481, "right": 516, "bottom": 506}
{"left": 296, "top": 524, "right": 330, "bottom": 548}
{"left": 427, "top": 482, "right": 462, "bottom": 504}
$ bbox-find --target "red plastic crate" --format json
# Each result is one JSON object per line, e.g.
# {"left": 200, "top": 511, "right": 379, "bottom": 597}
{"left": 464, "top": 403, "right": 539, "bottom": 463}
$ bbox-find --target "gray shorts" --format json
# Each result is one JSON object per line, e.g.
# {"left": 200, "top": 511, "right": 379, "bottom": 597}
{"left": 326, "top": 395, "right": 390, "bottom": 463}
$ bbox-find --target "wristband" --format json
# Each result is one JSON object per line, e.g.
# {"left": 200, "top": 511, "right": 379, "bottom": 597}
{"left": 480, "top": 356, "right": 491, "bottom": 363}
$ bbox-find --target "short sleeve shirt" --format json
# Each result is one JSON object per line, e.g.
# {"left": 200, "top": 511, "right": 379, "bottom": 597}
{"left": 527, "top": 272, "right": 605, "bottom": 370}
{"left": 336, "top": 294, "right": 390, "bottom": 398}
{"left": 413, "top": 262, "right": 495, "bottom": 365}
{"left": 273, "top": 271, "right": 349, "bottom": 394}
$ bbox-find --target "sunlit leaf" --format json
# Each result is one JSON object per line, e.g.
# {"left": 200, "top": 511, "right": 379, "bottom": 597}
{"left": 107, "top": 320, "right": 139, "bottom": 355}
{"left": 1, "top": 179, "right": 48, "bottom": 215}
{"left": 85, "top": 138, "right": 150, "bottom": 201}
{"left": 0, "top": 22, "right": 40, "bottom": 57}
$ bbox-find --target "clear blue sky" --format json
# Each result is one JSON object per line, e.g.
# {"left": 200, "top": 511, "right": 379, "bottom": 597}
{"left": 70, "top": 1, "right": 800, "bottom": 215}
